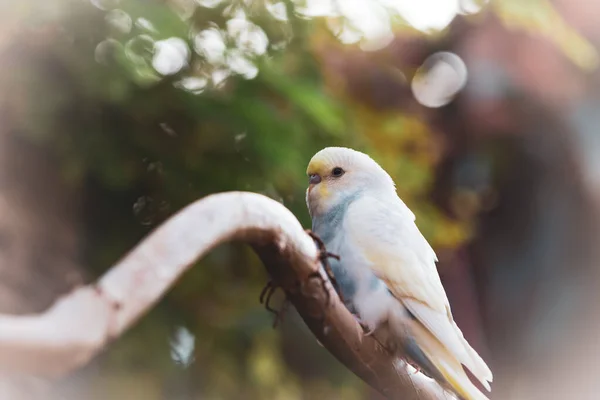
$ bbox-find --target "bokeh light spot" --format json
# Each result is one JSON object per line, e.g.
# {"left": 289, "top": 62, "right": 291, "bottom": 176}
{"left": 152, "top": 37, "right": 190, "bottom": 76}
{"left": 194, "top": 28, "right": 227, "bottom": 64}
{"left": 411, "top": 51, "right": 468, "bottom": 108}
{"left": 105, "top": 9, "right": 132, "bottom": 35}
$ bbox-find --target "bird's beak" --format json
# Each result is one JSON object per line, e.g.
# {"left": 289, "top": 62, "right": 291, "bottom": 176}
{"left": 309, "top": 174, "right": 321, "bottom": 185}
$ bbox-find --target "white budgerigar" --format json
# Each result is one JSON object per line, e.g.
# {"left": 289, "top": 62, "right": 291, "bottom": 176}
{"left": 305, "top": 147, "right": 493, "bottom": 400}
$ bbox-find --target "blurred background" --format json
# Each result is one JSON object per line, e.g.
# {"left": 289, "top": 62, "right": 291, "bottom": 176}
{"left": 1, "top": 0, "right": 600, "bottom": 399}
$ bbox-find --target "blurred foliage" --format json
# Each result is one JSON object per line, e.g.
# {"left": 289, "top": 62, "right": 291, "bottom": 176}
{"left": 0, "top": 0, "right": 595, "bottom": 398}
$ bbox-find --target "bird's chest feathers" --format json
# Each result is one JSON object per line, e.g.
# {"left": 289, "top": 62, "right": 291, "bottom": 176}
{"left": 311, "top": 199, "right": 348, "bottom": 244}
{"left": 312, "top": 198, "right": 357, "bottom": 302}
{"left": 312, "top": 198, "right": 385, "bottom": 310}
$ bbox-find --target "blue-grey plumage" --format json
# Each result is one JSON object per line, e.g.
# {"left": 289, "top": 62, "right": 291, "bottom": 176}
{"left": 306, "top": 147, "right": 493, "bottom": 400}
{"left": 311, "top": 192, "right": 361, "bottom": 308}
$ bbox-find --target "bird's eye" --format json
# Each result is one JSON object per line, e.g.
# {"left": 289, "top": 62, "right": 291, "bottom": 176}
{"left": 331, "top": 167, "right": 344, "bottom": 177}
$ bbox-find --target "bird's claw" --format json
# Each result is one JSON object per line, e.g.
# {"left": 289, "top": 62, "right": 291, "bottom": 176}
{"left": 323, "top": 251, "right": 340, "bottom": 261}
{"left": 305, "top": 229, "right": 344, "bottom": 303}
{"left": 259, "top": 280, "right": 290, "bottom": 328}
{"left": 306, "top": 229, "right": 340, "bottom": 262}
{"left": 261, "top": 231, "right": 342, "bottom": 329}
{"left": 259, "top": 280, "right": 278, "bottom": 314}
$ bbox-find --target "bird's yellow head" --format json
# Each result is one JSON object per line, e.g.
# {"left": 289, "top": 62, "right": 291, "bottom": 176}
{"left": 305, "top": 147, "right": 395, "bottom": 217}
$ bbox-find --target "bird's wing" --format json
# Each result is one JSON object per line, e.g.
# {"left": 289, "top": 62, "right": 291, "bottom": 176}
{"left": 346, "top": 195, "right": 493, "bottom": 389}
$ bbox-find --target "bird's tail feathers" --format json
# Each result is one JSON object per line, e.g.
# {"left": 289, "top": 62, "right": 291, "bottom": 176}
{"left": 401, "top": 299, "right": 493, "bottom": 391}
{"left": 435, "top": 356, "right": 489, "bottom": 400}
{"left": 451, "top": 321, "right": 493, "bottom": 388}
{"left": 410, "top": 322, "right": 490, "bottom": 400}
{"left": 385, "top": 302, "right": 490, "bottom": 400}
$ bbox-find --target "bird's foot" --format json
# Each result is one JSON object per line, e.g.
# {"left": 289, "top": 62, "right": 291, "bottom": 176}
{"left": 305, "top": 229, "right": 343, "bottom": 304}
{"left": 305, "top": 229, "right": 339, "bottom": 260}
{"left": 259, "top": 280, "right": 290, "bottom": 328}
{"left": 266, "top": 230, "right": 341, "bottom": 331}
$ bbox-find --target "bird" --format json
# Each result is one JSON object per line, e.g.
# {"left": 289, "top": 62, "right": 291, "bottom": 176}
{"left": 305, "top": 147, "right": 493, "bottom": 400}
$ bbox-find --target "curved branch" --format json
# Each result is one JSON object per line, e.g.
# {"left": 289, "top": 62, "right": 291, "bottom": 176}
{"left": 0, "top": 192, "right": 447, "bottom": 399}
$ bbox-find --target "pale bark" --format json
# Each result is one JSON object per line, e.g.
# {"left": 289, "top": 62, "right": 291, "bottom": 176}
{"left": 0, "top": 192, "right": 449, "bottom": 400}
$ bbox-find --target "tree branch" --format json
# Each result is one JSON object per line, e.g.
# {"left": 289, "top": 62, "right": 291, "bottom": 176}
{"left": 0, "top": 192, "right": 448, "bottom": 399}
